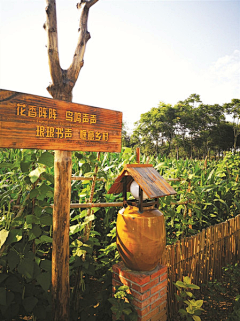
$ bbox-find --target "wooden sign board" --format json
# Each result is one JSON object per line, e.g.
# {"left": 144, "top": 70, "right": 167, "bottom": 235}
{"left": 0, "top": 89, "right": 122, "bottom": 152}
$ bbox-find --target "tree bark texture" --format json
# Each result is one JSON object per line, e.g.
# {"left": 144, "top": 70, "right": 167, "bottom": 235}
{"left": 45, "top": 0, "right": 98, "bottom": 101}
{"left": 45, "top": 1, "right": 98, "bottom": 320}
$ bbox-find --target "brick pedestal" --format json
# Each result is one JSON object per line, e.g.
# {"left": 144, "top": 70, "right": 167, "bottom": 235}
{"left": 112, "top": 261, "right": 167, "bottom": 321}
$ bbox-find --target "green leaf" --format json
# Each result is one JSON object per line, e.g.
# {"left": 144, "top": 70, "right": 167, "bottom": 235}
{"left": 41, "top": 172, "right": 54, "bottom": 184}
{"left": 30, "top": 188, "right": 39, "bottom": 199}
{"left": 0, "top": 287, "right": 7, "bottom": 306}
{"left": 39, "top": 235, "right": 52, "bottom": 243}
{"left": 26, "top": 215, "right": 39, "bottom": 225}
{"left": 6, "top": 229, "right": 22, "bottom": 244}
{"left": 70, "top": 223, "right": 86, "bottom": 235}
{"left": 8, "top": 250, "right": 20, "bottom": 270}
{"left": 38, "top": 183, "right": 53, "bottom": 199}
{"left": 0, "top": 162, "right": 16, "bottom": 169}
{"left": 186, "top": 304, "right": 194, "bottom": 314}
{"left": 122, "top": 308, "right": 132, "bottom": 315}
{"left": 34, "top": 206, "right": 42, "bottom": 217}
{"left": 5, "top": 276, "right": 23, "bottom": 293}
{"left": 29, "top": 225, "right": 42, "bottom": 241}
{"left": 85, "top": 214, "right": 96, "bottom": 223}
{"left": 187, "top": 284, "right": 200, "bottom": 290}
{"left": 22, "top": 296, "right": 38, "bottom": 313}
{"left": 6, "top": 291, "right": 14, "bottom": 307}
{"left": 36, "top": 272, "right": 51, "bottom": 292}
{"left": 186, "top": 291, "right": 194, "bottom": 298}
{"left": 20, "top": 161, "right": 32, "bottom": 173}
{"left": 179, "top": 308, "right": 188, "bottom": 315}
{"left": 193, "top": 316, "right": 201, "bottom": 321}
{"left": 18, "top": 258, "right": 34, "bottom": 279}
{"left": 29, "top": 167, "right": 45, "bottom": 183}
{"left": 38, "top": 152, "right": 54, "bottom": 167}
{"left": 40, "top": 259, "right": 51, "bottom": 272}
{"left": 175, "top": 281, "right": 188, "bottom": 288}
{"left": 0, "top": 274, "right": 8, "bottom": 284}
{"left": 183, "top": 276, "right": 191, "bottom": 284}
{"left": 108, "top": 298, "right": 116, "bottom": 305}
{"left": 195, "top": 300, "right": 204, "bottom": 308}
{"left": 39, "top": 214, "right": 52, "bottom": 226}
{"left": 0, "top": 229, "right": 9, "bottom": 249}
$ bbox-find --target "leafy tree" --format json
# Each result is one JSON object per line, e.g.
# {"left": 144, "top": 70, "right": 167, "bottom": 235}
{"left": 122, "top": 122, "right": 132, "bottom": 147}
{"left": 195, "top": 104, "right": 225, "bottom": 157}
{"left": 175, "top": 94, "right": 202, "bottom": 158}
{"left": 224, "top": 99, "right": 240, "bottom": 152}
{"left": 131, "top": 94, "right": 237, "bottom": 158}
{"left": 132, "top": 102, "right": 176, "bottom": 156}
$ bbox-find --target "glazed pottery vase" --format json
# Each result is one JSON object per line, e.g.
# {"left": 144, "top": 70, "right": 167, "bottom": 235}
{"left": 116, "top": 205, "right": 166, "bottom": 271}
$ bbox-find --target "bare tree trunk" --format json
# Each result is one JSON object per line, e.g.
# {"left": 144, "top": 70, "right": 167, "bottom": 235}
{"left": 44, "top": 1, "right": 98, "bottom": 320}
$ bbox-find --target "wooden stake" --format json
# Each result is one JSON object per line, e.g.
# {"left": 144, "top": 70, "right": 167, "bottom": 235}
{"left": 45, "top": 1, "right": 99, "bottom": 320}
{"left": 136, "top": 147, "right": 140, "bottom": 164}
{"left": 52, "top": 150, "right": 72, "bottom": 320}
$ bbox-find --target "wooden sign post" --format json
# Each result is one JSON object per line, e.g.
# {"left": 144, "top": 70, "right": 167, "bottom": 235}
{"left": 0, "top": 89, "right": 122, "bottom": 152}
{"left": 0, "top": 89, "right": 122, "bottom": 320}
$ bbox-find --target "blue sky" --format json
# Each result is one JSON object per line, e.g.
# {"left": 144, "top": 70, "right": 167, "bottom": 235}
{"left": 0, "top": 0, "right": 239, "bottom": 132}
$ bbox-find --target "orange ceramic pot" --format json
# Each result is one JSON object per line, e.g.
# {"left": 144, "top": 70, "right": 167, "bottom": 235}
{"left": 116, "top": 205, "right": 166, "bottom": 271}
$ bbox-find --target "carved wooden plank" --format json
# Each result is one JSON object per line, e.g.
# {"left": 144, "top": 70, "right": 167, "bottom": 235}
{"left": 0, "top": 89, "right": 122, "bottom": 152}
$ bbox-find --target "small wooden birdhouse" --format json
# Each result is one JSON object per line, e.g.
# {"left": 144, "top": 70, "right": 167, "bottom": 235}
{"left": 108, "top": 164, "right": 176, "bottom": 213}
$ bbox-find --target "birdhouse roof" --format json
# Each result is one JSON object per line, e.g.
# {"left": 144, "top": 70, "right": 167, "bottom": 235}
{"left": 107, "top": 164, "right": 176, "bottom": 198}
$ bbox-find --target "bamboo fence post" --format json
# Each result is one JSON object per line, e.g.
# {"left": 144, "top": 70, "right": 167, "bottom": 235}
{"left": 84, "top": 152, "right": 101, "bottom": 242}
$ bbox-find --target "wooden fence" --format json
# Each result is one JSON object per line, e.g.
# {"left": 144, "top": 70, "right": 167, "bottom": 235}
{"left": 160, "top": 214, "right": 240, "bottom": 319}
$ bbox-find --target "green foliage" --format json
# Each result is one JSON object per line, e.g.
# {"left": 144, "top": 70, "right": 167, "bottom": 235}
{"left": 129, "top": 94, "right": 238, "bottom": 158}
{"left": 203, "top": 263, "right": 240, "bottom": 320}
{"left": 174, "top": 276, "right": 204, "bottom": 321}
{"left": 0, "top": 149, "right": 54, "bottom": 320}
{"left": 0, "top": 147, "right": 240, "bottom": 320}
{"left": 154, "top": 152, "right": 240, "bottom": 244}
{"left": 108, "top": 285, "right": 138, "bottom": 321}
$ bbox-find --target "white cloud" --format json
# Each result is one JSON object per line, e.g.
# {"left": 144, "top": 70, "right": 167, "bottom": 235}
{"left": 199, "top": 50, "right": 240, "bottom": 104}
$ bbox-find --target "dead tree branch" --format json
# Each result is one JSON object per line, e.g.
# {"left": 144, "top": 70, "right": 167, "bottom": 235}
{"left": 45, "top": 0, "right": 99, "bottom": 101}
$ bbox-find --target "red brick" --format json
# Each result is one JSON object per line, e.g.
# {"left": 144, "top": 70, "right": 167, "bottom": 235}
{"left": 150, "top": 279, "right": 168, "bottom": 295}
{"left": 132, "top": 290, "right": 161, "bottom": 310}
{"left": 112, "top": 261, "right": 125, "bottom": 274}
{"left": 150, "top": 292, "right": 160, "bottom": 303}
{"left": 131, "top": 289, "right": 151, "bottom": 301}
{"left": 160, "top": 272, "right": 167, "bottom": 282}
{"left": 160, "top": 286, "right": 167, "bottom": 297}
{"left": 159, "top": 300, "right": 167, "bottom": 311}
{"left": 139, "top": 306, "right": 160, "bottom": 321}
{"left": 132, "top": 277, "right": 159, "bottom": 293}
{"left": 132, "top": 297, "right": 151, "bottom": 309}
{"left": 150, "top": 308, "right": 167, "bottom": 321}
{"left": 150, "top": 265, "right": 167, "bottom": 280}
{"left": 112, "top": 263, "right": 168, "bottom": 321}
{"left": 113, "top": 262, "right": 151, "bottom": 285}
{"left": 118, "top": 274, "right": 132, "bottom": 287}
{"left": 158, "top": 265, "right": 167, "bottom": 274}
{"left": 151, "top": 297, "right": 165, "bottom": 310}
{"left": 120, "top": 271, "right": 150, "bottom": 285}
{"left": 135, "top": 304, "right": 151, "bottom": 317}
{"left": 112, "top": 279, "right": 121, "bottom": 288}
{"left": 112, "top": 272, "right": 121, "bottom": 283}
